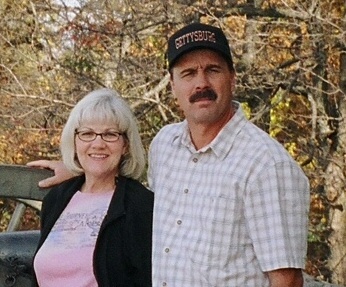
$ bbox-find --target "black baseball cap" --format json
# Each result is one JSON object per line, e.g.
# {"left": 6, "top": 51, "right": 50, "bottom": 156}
{"left": 167, "top": 22, "right": 233, "bottom": 69}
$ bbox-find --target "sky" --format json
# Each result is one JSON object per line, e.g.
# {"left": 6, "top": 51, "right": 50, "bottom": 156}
{"left": 56, "top": 0, "right": 82, "bottom": 7}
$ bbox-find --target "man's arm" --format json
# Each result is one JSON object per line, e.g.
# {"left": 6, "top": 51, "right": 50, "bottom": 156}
{"left": 26, "top": 160, "right": 75, "bottom": 188}
{"left": 267, "top": 268, "right": 304, "bottom": 287}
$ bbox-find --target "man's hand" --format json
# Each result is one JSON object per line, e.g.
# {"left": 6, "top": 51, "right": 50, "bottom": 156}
{"left": 26, "top": 160, "right": 75, "bottom": 188}
{"left": 267, "top": 268, "right": 303, "bottom": 287}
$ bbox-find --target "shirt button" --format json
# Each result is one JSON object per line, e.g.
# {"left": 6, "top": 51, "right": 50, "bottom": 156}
{"left": 164, "top": 248, "right": 170, "bottom": 253}
{"left": 162, "top": 282, "right": 167, "bottom": 286}
{"left": 184, "top": 189, "right": 189, "bottom": 194}
{"left": 193, "top": 157, "right": 198, "bottom": 163}
{"left": 177, "top": 220, "right": 182, "bottom": 225}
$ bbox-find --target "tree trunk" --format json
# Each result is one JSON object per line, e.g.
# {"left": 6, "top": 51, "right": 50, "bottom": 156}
{"left": 327, "top": 19, "right": 346, "bottom": 283}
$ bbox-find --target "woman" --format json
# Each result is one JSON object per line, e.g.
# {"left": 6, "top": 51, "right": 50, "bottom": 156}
{"left": 32, "top": 88, "right": 153, "bottom": 287}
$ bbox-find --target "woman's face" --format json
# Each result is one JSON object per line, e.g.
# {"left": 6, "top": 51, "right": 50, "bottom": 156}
{"left": 75, "top": 121, "right": 127, "bottom": 180}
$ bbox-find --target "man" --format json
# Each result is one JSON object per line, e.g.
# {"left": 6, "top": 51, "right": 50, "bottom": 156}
{"left": 148, "top": 22, "right": 309, "bottom": 287}
{"left": 29, "top": 23, "right": 309, "bottom": 287}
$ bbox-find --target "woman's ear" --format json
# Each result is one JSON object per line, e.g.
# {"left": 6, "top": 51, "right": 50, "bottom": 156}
{"left": 122, "top": 138, "right": 129, "bottom": 156}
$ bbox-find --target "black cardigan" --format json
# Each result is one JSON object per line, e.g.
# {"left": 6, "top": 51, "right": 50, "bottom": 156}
{"left": 32, "top": 175, "right": 153, "bottom": 287}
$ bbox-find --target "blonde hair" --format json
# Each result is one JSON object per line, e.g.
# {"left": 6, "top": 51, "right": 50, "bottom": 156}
{"left": 60, "top": 88, "right": 145, "bottom": 179}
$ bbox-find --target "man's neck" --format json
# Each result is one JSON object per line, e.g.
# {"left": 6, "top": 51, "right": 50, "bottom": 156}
{"left": 189, "top": 108, "right": 234, "bottom": 150}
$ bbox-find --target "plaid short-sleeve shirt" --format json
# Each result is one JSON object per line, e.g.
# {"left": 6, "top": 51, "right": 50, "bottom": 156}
{"left": 148, "top": 102, "right": 309, "bottom": 287}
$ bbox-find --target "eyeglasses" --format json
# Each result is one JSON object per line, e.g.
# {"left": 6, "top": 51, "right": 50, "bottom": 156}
{"left": 75, "top": 130, "right": 123, "bottom": 142}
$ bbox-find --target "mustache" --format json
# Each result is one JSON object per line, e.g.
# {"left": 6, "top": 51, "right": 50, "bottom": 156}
{"left": 189, "top": 89, "right": 217, "bottom": 103}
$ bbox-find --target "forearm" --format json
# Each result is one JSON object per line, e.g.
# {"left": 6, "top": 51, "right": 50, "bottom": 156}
{"left": 27, "top": 160, "right": 75, "bottom": 187}
{"left": 267, "top": 268, "right": 304, "bottom": 287}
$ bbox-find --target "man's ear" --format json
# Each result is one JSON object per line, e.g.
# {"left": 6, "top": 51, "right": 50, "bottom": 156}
{"left": 170, "top": 78, "right": 175, "bottom": 93}
{"left": 230, "top": 72, "right": 236, "bottom": 94}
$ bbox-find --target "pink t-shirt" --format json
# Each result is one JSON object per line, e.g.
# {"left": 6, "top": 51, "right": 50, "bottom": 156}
{"left": 34, "top": 191, "right": 113, "bottom": 287}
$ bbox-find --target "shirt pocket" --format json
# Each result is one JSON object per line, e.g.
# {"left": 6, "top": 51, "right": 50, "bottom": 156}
{"left": 187, "top": 195, "right": 241, "bottom": 267}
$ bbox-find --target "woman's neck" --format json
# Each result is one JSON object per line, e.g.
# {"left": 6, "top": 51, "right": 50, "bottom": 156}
{"left": 81, "top": 175, "right": 117, "bottom": 193}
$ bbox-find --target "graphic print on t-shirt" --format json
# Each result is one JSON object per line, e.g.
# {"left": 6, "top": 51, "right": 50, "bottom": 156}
{"left": 47, "top": 191, "right": 113, "bottom": 249}
{"left": 49, "top": 208, "right": 107, "bottom": 248}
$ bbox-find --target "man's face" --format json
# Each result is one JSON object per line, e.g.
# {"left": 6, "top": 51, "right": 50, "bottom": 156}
{"left": 171, "top": 49, "right": 235, "bottom": 127}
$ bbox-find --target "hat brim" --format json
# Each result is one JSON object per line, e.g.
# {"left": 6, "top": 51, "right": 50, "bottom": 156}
{"left": 168, "top": 43, "right": 233, "bottom": 69}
